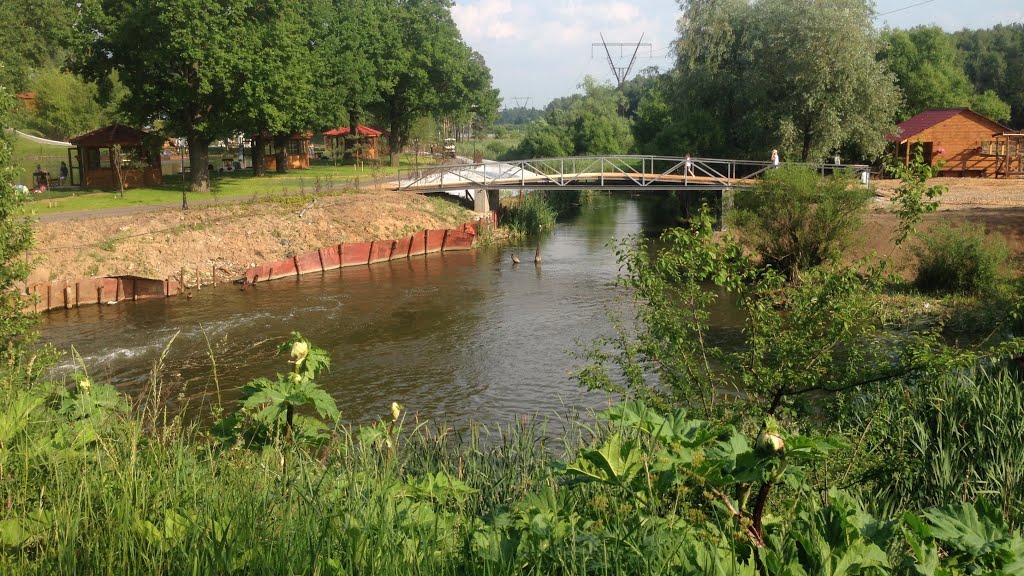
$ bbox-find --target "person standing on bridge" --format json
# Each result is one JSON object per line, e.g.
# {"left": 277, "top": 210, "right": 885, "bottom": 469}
{"left": 684, "top": 154, "right": 694, "bottom": 177}
{"left": 771, "top": 149, "right": 780, "bottom": 168}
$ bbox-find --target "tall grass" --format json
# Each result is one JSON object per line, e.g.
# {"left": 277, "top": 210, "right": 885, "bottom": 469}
{"left": 499, "top": 193, "right": 556, "bottom": 238}
{"left": 850, "top": 368, "right": 1024, "bottom": 527}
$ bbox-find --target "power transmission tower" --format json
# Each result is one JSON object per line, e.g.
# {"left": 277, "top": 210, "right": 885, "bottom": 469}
{"left": 592, "top": 33, "right": 651, "bottom": 89}
{"left": 508, "top": 97, "right": 532, "bottom": 109}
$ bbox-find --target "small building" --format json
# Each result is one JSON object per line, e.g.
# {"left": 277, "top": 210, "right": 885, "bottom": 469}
{"left": 16, "top": 92, "right": 38, "bottom": 112}
{"left": 69, "top": 124, "right": 162, "bottom": 189}
{"left": 323, "top": 125, "right": 383, "bottom": 160}
{"left": 258, "top": 132, "right": 312, "bottom": 170}
{"left": 887, "top": 108, "right": 1017, "bottom": 177}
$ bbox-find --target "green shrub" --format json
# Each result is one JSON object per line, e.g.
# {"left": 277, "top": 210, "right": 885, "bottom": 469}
{"left": 730, "top": 165, "right": 872, "bottom": 281}
{"left": 912, "top": 221, "right": 1008, "bottom": 295}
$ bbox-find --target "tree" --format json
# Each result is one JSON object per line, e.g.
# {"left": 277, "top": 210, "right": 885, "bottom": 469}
{"left": 0, "top": 88, "right": 36, "bottom": 362}
{"left": 370, "top": 0, "right": 499, "bottom": 158}
{"left": 22, "top": 67, "right": 107, "bottom": 140}
{"left": 670, "top": 0, "right": 900, "bottom": 162}
{"left": 76, "top": 0, "right": 250, "bottom": 204}
{"left": 881, "top": 26, "right": 1012, "bottom": 122}
{"left": 0, "top": 0, "right": 74, "bottom": 91}
{"left": 956, "top": 24, "right": 1024, "bottom": 127}
{"left": 234, "top": 0, "right": 317, "bottom": 175}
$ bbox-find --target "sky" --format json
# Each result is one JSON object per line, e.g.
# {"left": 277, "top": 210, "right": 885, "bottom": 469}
{"left": 451, "top": 0, "right": 1024, "bottom": 108}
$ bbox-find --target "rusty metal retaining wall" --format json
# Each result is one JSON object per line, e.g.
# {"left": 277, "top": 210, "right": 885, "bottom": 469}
{"left": 22, "top": 213, "right": 496, "bottom": 313}
{"left": 243, "top": 214, "right": 492, "bottom": 285}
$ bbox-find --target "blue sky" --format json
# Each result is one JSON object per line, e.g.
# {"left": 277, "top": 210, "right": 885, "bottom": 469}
{"left": 451, "top": 0, "right": 1024, "bottom": 108}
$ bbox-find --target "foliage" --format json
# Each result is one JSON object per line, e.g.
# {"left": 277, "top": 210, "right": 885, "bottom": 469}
{"left": 956, "top": 24, "right": 1024, "bottom": 127}
{"left": 0, "top": 87, "right": 36, "bottom": 362}
{"left": 504, "top": 78, "right": 633, "bottom": 159}
{"left": 369, "top": 0, "right": 500, "bottom": 155}
{"left": 17, "top": 67, "right": 109, "bottom": 140}
{"left": 845, "top": 369, "right": 1024, "bottom": 530}
{"left": 500, "top": 193, "right": 556, "bottom": 238}
{"left": 730, "top": 165, "right": 873, "bottom": 280}
{"left": 0, "top": 0, "right": 74, "bottom": 91}
{"left": 666, "top": 0, "right": 899, "bottom": 162}
{"left": 912, "top": 222, "right": 1009, "bottom": 296}
{"left": 884, "top": 142, "right": 946, "bottom": 246}
{"left": 215, "top": 332, "right": 339, "bottom": 446}
{"left": 881, "top": 26, "right": 1011, "bottom": 122}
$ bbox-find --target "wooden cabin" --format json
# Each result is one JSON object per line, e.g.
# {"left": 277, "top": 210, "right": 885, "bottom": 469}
{"left": 323, "top": 125, "right": 383, "bottom": 160}
{"left": 887, "top": 108, "right": 1017, "bottom": 177}
{"left": 258, "top": 132, "right": 312, "bottom": 170}
{"left": 69, "top": 124, "right": 162, "bottom": 189}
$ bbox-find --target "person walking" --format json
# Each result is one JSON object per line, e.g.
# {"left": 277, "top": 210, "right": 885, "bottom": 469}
{"left": 770, "top": 149, "right": 780, "bottom": 168}
{"left": 59, "top": 161, "right": 69, "bottom": 186}
{"left": 684, "top": 154, "right": 694, "bottom": 177}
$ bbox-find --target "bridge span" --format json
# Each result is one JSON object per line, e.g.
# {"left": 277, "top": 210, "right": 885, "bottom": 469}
{"left": 395, "top": 155, "right": 870, "bottom": 195}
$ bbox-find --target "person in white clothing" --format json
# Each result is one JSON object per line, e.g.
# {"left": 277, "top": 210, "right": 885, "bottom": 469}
{"left": 770, "top": 149, "right": 780, "bottom": 168}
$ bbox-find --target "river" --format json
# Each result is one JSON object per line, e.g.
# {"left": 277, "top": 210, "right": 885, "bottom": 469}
{"left": 40, "top": 195, "right": 690, "bottom": 427}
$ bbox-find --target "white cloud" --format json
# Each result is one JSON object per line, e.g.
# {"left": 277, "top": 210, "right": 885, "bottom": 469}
{"left": 452, "top": 0, "right": 522, "bottom": 42}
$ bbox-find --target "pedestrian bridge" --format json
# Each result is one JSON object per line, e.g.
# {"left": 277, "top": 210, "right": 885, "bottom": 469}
{"left": 395, "top": 155, "right": 870, "bottom": 194}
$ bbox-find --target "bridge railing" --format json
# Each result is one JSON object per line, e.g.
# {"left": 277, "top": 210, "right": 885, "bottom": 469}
{"left": 396, "top": 155, "right": 871, "bottom": 192}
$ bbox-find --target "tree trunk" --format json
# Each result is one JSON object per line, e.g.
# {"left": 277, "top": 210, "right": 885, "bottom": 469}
{"left": 345, "top": 110, "right": 359, "bottom": 163}
{"left": 252, "top": 133, "right": 266, "bottom": 176}
{"left": 801, "top": 124, "right": 813, "bottom": 162}
{"left": 274, "top": 133, "right": 289, "bottom": 174}
{"left": 186, "top": 134, "right": 211, "bottom": 206}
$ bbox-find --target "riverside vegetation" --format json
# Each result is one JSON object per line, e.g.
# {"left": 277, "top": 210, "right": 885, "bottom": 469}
{"left": 3, "top": 142, "right": 1024, "bottom": 571}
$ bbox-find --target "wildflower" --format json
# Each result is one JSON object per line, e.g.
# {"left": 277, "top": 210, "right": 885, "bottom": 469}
{"left": 391, "top": 402, "right": 402, "bottom": 422}
{"left": 78, "top": 377, "right": 92, "bottom": 392}
{"left": 290, "top": 340, "right": 309, "bottom": 365}
{"left": 755, "top": 417, "right": 785, "bottom": 456}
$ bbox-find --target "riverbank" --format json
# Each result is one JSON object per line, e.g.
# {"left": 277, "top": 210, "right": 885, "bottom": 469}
{"left": 855, "top": 177, "right": 1024, "bottom": 274}
{"left": 27, "top": 186, "right": 475, "bottom": 285}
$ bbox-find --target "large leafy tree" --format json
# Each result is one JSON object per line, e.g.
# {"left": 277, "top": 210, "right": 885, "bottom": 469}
{"left": 665, "top": 0, "right": 899, "bottom": 162}
{"left": 0, "top": 0, "right": 73, "bottom": 91}
{"left": 956, "top": 24, "right": 1024, "bottom": 127}
{"left": 234, "top": 0, "right": 317, "bottom": 175}
{"left": 76, "top": 0, "right": 250, "bottom": 203}
{"left": 371, "top": 0, "right": 499, "bottom": 157}
{"left": 21, "top": 67, "right": 109, "bottom": 140}
{"left": 881, "top": 26, "right": 1011, "bottom": 122}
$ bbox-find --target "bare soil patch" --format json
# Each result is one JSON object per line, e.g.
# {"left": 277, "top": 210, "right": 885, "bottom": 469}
{"left": 855, "top": 177, "right": 1024, "bottom": 275}
{"left": 28, "top": 186, "right": 475, "bottom": 285}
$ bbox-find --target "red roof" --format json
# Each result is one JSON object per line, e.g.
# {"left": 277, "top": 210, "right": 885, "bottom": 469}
{"left": 70, "top": 124, "right": 153, "bottom": 147}
{"left": 16, "top": 92, "right": 36, "bottom": 99}
{"left": 323, "top": 125, "right": 382, "bottom": 137}
{"left": 887, "top": 108, "right": 1012, "bottom": 143}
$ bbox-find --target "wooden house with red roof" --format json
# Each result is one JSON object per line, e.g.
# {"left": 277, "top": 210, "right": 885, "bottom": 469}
{"left": 887, "top": 108, "right": 1018, "bottom": 177}
{"left": 69, "top": 124, "right": 162, "bottom": 189}
{"left": 323, "top": 125, "right": 383, "bottom": 160}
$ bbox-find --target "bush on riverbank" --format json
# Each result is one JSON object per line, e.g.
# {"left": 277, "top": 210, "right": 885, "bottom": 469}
{"left": 500, "top": 193, "right": 557, "bottom": 237}
{"left": 912, "top": 221, "right": 1009, "bottom": 295}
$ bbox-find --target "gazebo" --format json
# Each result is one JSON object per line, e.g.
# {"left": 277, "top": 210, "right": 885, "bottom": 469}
{"left": 69, "top": 124, "right": 162, "bottom": 189}
{"left": 323, "top": 125, "right": 383, "bottom": 160}
{"left": 258, "top": 132, "right": 312, "bottom": 170}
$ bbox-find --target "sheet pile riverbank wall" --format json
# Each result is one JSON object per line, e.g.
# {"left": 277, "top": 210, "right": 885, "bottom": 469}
{"left": 22, "top": 213, "right": 495, "bottom": 313}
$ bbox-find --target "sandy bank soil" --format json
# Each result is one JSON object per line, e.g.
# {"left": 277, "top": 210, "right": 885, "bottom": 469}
{"left": 28, "top": 186, "right": 475, "bottom": 286}
{"left": 855, "top": 177, "right": 1024, "bottom": 272}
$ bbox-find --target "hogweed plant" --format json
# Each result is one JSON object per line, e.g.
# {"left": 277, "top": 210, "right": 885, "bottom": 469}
{"left": 215, "top": 332, "right": 339, "bottom": 447}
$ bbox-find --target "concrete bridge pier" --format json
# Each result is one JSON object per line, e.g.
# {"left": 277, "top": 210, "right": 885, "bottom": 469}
{"left": 474, "top": 188, "right": 501, "bottom": 216}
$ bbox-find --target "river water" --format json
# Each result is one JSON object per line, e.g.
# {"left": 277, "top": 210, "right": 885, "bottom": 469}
{"left": 40, "top": 196, "right": 683, "bottom": 427}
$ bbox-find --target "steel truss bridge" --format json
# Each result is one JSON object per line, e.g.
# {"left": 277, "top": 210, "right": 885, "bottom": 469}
{"left": 395, "top": 155, "right": 870, "bottom": 194}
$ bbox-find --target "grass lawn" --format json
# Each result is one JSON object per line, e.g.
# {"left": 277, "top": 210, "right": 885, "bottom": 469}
{"left": 20, "top": 155, "right": 437, "bottom": 216}
{"left": 10, "top": 132, "right": 74, "bottom": 187}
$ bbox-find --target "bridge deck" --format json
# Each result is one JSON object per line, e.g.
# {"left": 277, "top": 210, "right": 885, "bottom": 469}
{"left": 395, "top": 155, "right": 870, "bottom": 194}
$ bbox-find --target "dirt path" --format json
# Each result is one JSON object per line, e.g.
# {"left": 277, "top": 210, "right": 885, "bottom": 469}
{"left": 27, "top": 185, "right": 475, "bottom": 286}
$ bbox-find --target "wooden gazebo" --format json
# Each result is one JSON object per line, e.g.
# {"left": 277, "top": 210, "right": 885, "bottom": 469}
{"left": 323, "top": 125, "right": 382, "bottom": 160}
{"left": 69, "top": 124, "right": 162, "bottom": 189}
{"left": 886, "top": 108, "right": 1013, "bottom": 177}
{"left": 258, "top": 132, "right": 312, "bottom": 170}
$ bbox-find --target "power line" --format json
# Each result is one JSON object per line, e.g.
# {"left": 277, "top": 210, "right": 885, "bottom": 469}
{"left": 876, "top": 0, "right": 937, "bottom": 17}
{"left": 592, "top": 33, "right": 653, "bottom": 89}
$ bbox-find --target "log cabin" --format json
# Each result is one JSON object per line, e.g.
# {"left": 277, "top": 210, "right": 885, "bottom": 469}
{"left": 887, "top": 108, "right": 1020, "bottom": 177}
